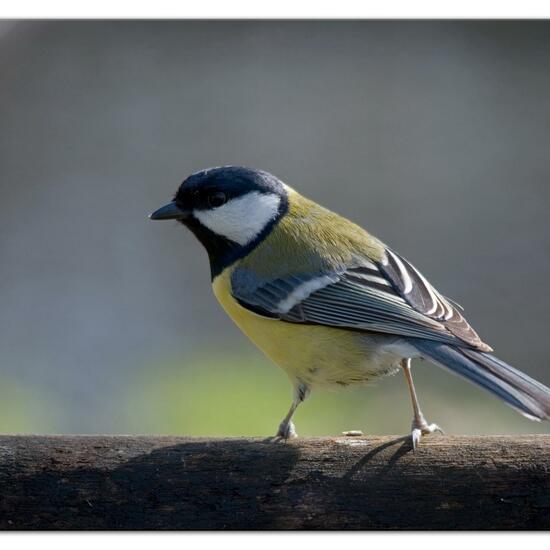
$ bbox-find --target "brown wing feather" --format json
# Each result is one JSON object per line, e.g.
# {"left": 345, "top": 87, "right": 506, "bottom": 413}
{"left": 378, "top": 249, "right": 492, "bottom": 351}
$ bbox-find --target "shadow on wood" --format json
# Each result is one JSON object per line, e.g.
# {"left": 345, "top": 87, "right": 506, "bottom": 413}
{"left": 0, "top": 435, "right": 549, "bottom": 529}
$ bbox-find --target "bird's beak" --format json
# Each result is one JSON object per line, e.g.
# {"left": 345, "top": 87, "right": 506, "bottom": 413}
{"left": 149, "top": 201, "right": 189, "bottom": 221}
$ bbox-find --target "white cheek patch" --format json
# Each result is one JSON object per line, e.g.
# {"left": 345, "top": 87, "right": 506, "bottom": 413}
{"left": 194, "top": 192, "right": 281, "bottom": 246}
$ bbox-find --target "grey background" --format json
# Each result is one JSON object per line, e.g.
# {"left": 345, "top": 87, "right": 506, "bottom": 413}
{"left": 1, "top": 21, "right": 549, "bottom": 434}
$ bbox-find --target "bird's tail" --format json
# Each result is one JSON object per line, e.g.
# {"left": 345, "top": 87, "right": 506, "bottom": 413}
{"left": 413, "top": 340, "right": 550, "bottom": 421}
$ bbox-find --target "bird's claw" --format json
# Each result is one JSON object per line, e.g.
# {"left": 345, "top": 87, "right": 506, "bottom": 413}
{"left": 410, "top": 421, "right": 444, "bottom": 451}
{"left": 411, "top": 428, "right": 422, "bottom": 451}
{"left": 274, "top": 420, "right": 298, "bottom": 441}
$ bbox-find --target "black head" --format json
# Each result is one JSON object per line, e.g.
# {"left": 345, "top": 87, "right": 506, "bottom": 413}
{"left": 150, "top": 166, "right": 289, "bottom": 278}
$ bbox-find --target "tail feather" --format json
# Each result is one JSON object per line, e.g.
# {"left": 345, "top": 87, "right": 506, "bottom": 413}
{"left": 413, "top": 340, "right": 550, "bottom": 421}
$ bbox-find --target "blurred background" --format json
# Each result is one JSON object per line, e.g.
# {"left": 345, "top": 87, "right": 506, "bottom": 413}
{"left": 1, "top": 20, "right": 549, "bottom": 436}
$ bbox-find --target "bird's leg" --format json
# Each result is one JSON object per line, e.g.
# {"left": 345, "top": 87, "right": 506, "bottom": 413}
{"left": 275, "top": 382, "right": 310, "bottom": 440}
{"left": 401, "top": 358, "right": 443, "bottom": 450}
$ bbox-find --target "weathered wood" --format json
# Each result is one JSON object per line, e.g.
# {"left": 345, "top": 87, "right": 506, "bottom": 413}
{"left": 0, "top": 435, "right": 549, "bottom": 530}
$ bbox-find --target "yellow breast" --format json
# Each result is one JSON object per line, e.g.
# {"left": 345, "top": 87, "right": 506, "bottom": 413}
{"left": 212, "top": 268, "right": 399, "bottom": 387}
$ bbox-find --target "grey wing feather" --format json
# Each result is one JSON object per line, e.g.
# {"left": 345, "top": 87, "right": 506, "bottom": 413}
{"left": 379, "top": 249, "right": 490, "bottom": 350}
{"left": 231, "top": 249, "right": 491, "bottom": 351}
{"left": 282, "top": 272, "right": 463, "bottom": 345}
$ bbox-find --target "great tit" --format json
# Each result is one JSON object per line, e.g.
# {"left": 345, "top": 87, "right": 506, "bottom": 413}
{"left": 150, "top": 166, "right": 550, "bottom": 448}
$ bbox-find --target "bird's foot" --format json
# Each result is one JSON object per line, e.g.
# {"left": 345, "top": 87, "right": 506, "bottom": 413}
{"left": 274, "top": 420, "right": 298, "bottom": 441}
{"left": 410, "top": 415, "right": 444, "bottom": 451}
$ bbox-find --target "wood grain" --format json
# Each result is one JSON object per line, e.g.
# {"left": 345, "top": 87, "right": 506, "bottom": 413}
{"left": 0, "top": 435, "right": 549, "bottom": 530}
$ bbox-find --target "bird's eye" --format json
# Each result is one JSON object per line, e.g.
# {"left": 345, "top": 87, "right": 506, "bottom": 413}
{"left": 208, "top": 191, "right": 227, "bottom": 208}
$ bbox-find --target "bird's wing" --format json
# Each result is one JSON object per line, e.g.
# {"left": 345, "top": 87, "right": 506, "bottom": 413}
{"left": 231, "top": 248, "right": 491, "bottom": 351}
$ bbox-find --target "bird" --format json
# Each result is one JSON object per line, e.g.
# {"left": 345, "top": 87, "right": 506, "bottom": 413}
{"left": 150, "top": 166, "right": 550, "bottom": 449}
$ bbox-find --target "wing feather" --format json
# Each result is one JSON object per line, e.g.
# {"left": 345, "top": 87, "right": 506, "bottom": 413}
{"left": 231, "top": 248, "right": 492, "bottom": 351}
{"left": 379, "top": 249, "right": 490, "bottom": 350}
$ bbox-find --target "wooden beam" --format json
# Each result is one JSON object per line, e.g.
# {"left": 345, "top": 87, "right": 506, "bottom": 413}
{"left": 1, "top": 435, "right": 549, "bottom": 530}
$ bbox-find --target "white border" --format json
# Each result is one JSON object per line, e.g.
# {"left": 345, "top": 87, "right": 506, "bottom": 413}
{"left": 3, "top": 532, "right": 549, "bottom": 548}
{"left": 1, "top": 1, "right": 550, "bottom": 19}
{"left": 1, "top": 2, "right": 548, "bottom": 544}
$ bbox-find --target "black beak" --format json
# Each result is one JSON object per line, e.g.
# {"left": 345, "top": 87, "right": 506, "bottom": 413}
{"left": 149, "top": 201, "right": 189, "bottom": 221}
